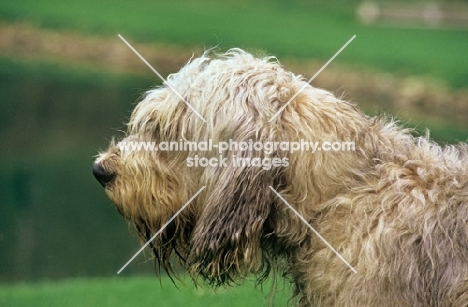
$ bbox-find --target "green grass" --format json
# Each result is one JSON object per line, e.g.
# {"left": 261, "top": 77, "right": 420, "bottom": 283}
{"left": 0, "top": 276, "right": 291, "bottom": 307}
{"left": 0, "top": 0, "right": 467, "bottom": 88}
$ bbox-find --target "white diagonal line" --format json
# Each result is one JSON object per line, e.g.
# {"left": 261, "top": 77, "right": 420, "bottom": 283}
{"left": 117, "top": 186, "right": 206, "bottom": 274}
{"left": 269, "top": 186, "right": 357, "bottom": 274}
{"left": 118, "top": 34, "right": 207, "bottom": 123}
{"left": 269, "top": 35, "right": 356, "bottom": 122}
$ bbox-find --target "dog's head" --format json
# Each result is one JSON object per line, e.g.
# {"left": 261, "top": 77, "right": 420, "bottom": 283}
{"left": 93, "top": 49, "right": 351, "bottom": 285}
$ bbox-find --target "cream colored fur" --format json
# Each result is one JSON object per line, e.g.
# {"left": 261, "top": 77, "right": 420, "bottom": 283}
{"left": 95, "top": 49, "right": 468, "bottom": 306}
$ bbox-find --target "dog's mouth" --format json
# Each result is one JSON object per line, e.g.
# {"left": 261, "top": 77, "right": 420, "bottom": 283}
{"left": 92, "top": 162, "right": 115, "bottom": 187}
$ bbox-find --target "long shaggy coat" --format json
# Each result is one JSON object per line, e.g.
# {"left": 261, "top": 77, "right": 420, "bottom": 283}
{"left": 94, "top": 49, "right": 468, "bottom": 306}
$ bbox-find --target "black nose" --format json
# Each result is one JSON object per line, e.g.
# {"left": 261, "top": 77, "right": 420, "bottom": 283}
{"left": 93, "top": 163, "right": 115, "bottom": 187}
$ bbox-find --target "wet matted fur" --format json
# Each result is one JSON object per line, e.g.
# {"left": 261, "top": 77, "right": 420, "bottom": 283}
{"left": 94, "top": 49, "right": 468, "bottom": 306}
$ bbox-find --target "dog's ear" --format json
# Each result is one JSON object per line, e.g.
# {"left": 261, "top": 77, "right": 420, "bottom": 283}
{"left": 188, "top": 159, "right": 280, "bottom": 285}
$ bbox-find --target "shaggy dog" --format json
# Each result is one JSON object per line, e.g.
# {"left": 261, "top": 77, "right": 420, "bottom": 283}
{"left": 93, "top": 49, "right": 468, "bottom": 306}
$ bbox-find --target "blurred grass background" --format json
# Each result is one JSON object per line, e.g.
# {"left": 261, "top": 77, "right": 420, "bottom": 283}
{"left": 0, "top": 0, "right": 467, "bottom": 306}
{"left": 0, "top": 276, "right": 290, "bottom": 307}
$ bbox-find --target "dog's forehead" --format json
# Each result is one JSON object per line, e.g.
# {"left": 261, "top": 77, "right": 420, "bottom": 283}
{"left": 176, "top": 50, "right": 284, "bottom": 82}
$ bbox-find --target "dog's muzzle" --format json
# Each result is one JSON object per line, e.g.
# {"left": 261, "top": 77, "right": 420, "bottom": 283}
{"left": 93, "top": 163, "right": 115, "bottom": 187}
